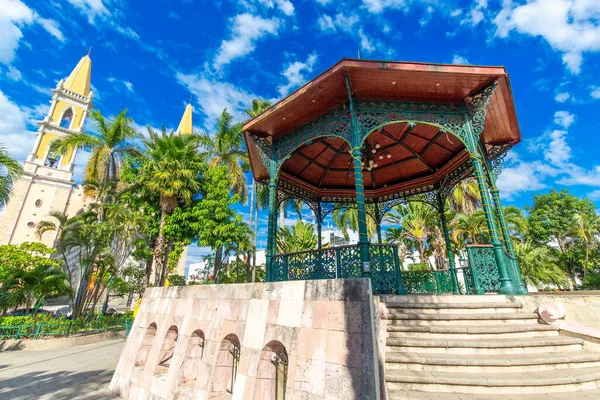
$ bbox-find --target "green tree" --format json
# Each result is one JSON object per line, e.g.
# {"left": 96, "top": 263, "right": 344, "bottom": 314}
{"left": 167, "top": 274, "right": 186, "bottom": 286}
{"left": 514, "top": 240, "right": 568, "bottom": 288}
{"left": 385, "top": 202, "right": 439, "bottom": 264}
{"left": 332, "top": 205, "right": 377, "bottom": 240}
{"left": 0, "top": 144, "right": 23, "bottom": 208}
{"left": 138, "top": 128, "right": 205, "bottom": 286}
{"left": 276, "top": 221, "right": 318, "bottom": 253}
{"left": 166, "top": 166, "right": 250, "bottom": 283}
{"left": 527, "top": 189, "right": 597, "bottom": 284}
{"left": 449, "top": 179, "right": 480, "bottom": 214}
{"left": 198, "top": 109, "right": 249, "bottom": 203}
{"left": 50, "top": 109, "right": 140, "bottom": 183}
{"left": 0, "top": 242, "right": 70, "bottom": 315}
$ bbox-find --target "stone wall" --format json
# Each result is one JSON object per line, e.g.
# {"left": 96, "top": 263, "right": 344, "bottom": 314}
{"left": 515, "top": 293, "right": 600, "bottom": 328}
{"left": 109, "top": 279, "right": 380, "bottom": 400}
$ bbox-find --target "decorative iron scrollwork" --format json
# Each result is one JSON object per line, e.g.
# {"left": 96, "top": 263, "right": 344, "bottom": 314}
{"left": 466, "top": 81, "right": 498, "bottom": 139}
{"left": 249, "top": 134, "right": 272, "bottom": 171}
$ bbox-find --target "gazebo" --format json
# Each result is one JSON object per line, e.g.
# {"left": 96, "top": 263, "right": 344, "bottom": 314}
{"left": 243, "top": 59, "right": 527, "bottom": 296}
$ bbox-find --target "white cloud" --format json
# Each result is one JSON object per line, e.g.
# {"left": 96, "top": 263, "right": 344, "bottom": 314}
{"left": 497, "top": 159, "right": 547, "bottom": 200}
{"left": 553, "top": 110, "right": 575, "bottom": 129}
{"left": 116, "top": 26, "right": 140, "bottom": 40}
{"left": 358, "top": 29, "right": 375, "bottom": 52}
{"left": 462, "top": 0, "right": 487, "bottom": 26}
{"left": 0, "top": 88, "right": 37, "bottom": 161}
{"left": 452, "top": 54, "right": 469, "bottom": 64}
{"left": 317, "top": 14, "right": 335, "bottom": 32}
{"left": 107, "top": 76, "right": 135, "bottom": 94}
{"left": 67, "top": 0, "right": 110, "bottom": 24}
{"left": 0, "top": 1, "right": 65, "bottom": 65}
{"left": 36, "top": 16, "right": 65, "bottom": 42}
{"left": 556, "top": 165, "right": 600, "bottom": 187}
{"left": 362, "top": 0, "right": 405, "bottom": 14}
{"left": 493, "top": 0, "right": 600, "bottom": 73}
{"left": 176, "top": 71, "right": 256, "bottom": 128}
{"left": 588, "top": 190, "right": 600, "bottom": 201}
{"left": 317, "top": 13, "right": 377, "bottom": 53}
{"left": 214, "top": 13, "right": 280, "bottom": 69}
{"left": 0, "top": 0, "right": 34, "bottom": 64}
{"left": 554, "top": 91, "right": 570, "bottom": 102}
{"left": 277, "top": 53, "right": 317, "bottom": 97}
{"left": 6, "top": 65, "right": 21, "bottom": 80}
{"left": 591, "top": 86, "right": 600, "bottom": 99}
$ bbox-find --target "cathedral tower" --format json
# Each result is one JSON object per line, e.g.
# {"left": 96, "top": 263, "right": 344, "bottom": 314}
{"left": 0, "top": 54, "right": 93, "bottom": 246}
{"left": 175, "top": 102, "right": 193, "bottom": 277}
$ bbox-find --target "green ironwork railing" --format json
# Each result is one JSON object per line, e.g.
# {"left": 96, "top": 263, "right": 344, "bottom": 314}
{"left": 0, "top": 318, "right": 132, "bottom": 341}
{"left": 465, "top": 244, "right": 500, "bottom": 294}
{"left": 401, "top": 269, "right": 455, "bottom": 294}
{"left": 271, "top": 243, "right": 404, "bottom": 295}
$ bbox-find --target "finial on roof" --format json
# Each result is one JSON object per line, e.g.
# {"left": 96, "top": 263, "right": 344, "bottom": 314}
{"left": 357, "top": 50, "right": 361, "bottom": 59}
{"left": 88, "top": 46, "right": 92, "bottom": 56}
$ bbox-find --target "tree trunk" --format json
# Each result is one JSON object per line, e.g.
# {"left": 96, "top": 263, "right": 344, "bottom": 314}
{"left": 126, "top": 289, "right": 134, "bottom": 307}
{"left": 213, "top": 246, "right": 223, "bottom": 283}
{"left": 279, "top": 203, "right": 285, "bottom": 228}
{"left": 142, "top": 257, "right": 153, "bottom": 294}
{"left": 153, "top": 210, "right": 168, "bottom": 287}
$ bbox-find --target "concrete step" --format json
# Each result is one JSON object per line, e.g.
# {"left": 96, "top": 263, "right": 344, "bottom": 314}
{"left": 385, "top": 367, "right": 600, "bottom": 394}
{"left": 385, "top": 351, "right": 600, "bottom": 372}
{"left": 387, "top": 389, "right": 600, "bottom": 399}
{"left": 386, "top": 324, "right": 559, "bottom": 339}
{"left": 380, "top": 294, "right": 511, "bottom": 304}
{"left": 386, "top": 312, "right": 540, "bottom": 326}
{"left": 385, "top": 336, "right": 584, "bottom": 355}
{"left": 384, "top": 301, "right": 522, "bottom": 314}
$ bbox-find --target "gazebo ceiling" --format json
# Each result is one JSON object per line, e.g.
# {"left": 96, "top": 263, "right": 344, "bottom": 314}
{"left": 244, "top": 58, "right": 521, "bottom": 193}
{"left": 280, "top": 122, "right": 467, "bottom": 199}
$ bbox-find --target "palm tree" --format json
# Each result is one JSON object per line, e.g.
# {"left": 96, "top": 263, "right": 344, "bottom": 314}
{"left": 198, "top": 109, "right": 249, "bottom": 203}
{"left": 449, "top": 179, "right": 480, "bottom": 214}
{"left": 502, "top": 206, "right": 528, "bottom": 238}
{"left": 332, "top": 205, "right": 377, "bottom": 241}
{"left": 571, "top": 212, "right": 600, "bottom": 278}
{"left": 0, "top": 144, "right": 23, "bottom": 207}
{"left": 385, "top": 202, "right": 439, "bottom": 265}
{"left": 139, "top": 128, "right": 204, "bottom": 286}
{"left": 514, "top": 240, "right": 568, "bottom": 288}
{"left": 50, "top": 109, "right": 139, "bottom": 183}
{"left": 277, "top": 221, "right": 318, "bottom": 253}
{"left": 451, "top": 211, "right": 487, "bottom": 247}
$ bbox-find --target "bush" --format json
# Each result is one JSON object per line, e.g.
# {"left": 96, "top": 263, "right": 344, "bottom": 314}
{"left": 0, "top": 314, "right": 54, "bottom": 326}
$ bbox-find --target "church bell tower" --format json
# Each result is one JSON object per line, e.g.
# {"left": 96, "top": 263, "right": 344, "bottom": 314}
{"left": 0, "top": 54, "right": 93, "bottom": 246}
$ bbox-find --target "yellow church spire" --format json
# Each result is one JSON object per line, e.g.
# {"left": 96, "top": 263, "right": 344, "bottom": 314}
{"left": 64, "top": 54, "right": 92, "bottom": 96}
{"left": 176, "top": 103, "right": 193, "bottom": 135}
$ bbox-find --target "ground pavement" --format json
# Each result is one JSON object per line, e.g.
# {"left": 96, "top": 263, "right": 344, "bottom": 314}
{"left": 0, "top": 339, "right": 124, "bottom": 400}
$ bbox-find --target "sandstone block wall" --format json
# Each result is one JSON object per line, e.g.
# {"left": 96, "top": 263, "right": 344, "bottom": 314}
{"left": 109, "top": 279, "right": 380, "bottom": 400}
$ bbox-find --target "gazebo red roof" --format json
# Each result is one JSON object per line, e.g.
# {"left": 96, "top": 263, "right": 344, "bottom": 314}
{"left": 244, "top": 58, "right": 521, "bottom": 199}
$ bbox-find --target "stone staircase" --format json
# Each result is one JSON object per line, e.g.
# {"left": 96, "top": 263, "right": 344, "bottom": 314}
{"left": 381, "top": 295, "right": 600, "bottom": 399}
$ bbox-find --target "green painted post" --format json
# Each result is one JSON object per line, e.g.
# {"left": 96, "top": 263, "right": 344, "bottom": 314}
{"left": 317, "top": 203, "right": 323, "bottom": 249}
{"left": 15, "top": 324, "right": 22, "bottom": 340}
{"left": 265, "top": 179, "right": 278, "bottom": 282}
{"left": 66, "top": 321, "right": 73, "bottom": 337}
{"left": 345, "top": 74, "right": 370, "bottom": 278}
{"left": 393, "top": 245, "right": 406, "bottom": 294}
{"left": 282, "top": 254, "right": 289, "bottom": 281}
{"left": 490, "top": 188, "right": 528, "bottom": 294}
{"left": 335, "top": 247, "right": 342, "bottom": 279}
{"left": 437, "top": 193, "right": 460, "bottom": 294}
{"left": 102, "top": 275, "right": 115, "bottom": 315}
{"left": 34, "top": 323, "right": 43, "bottom": 340}
{"left": 471, "top": 158, "right": 517, "bottom": 295}
{"left": 375, "top": 205, "right": 383, "bottom": 245}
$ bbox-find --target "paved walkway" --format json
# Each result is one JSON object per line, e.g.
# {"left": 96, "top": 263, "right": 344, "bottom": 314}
{"left": 0, "top": 339, "right": 125, "bottom": 400}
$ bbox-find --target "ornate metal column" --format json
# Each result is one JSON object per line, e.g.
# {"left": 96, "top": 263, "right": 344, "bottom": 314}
{"left": 375, "top": 204, "right": 383, "bottom": 244}
{"left": 482, "top": 146, "right": 528, "bottom": 294}
{"left": 346, "top": 74, "right": 370, "bottom": 277}
{"left": 316, "top": 202, "right": 323, "bottom": 249}
{"left": 265, "top": 146, "right": 279, "bottom": 282}
{"left": 471, "top": 156, "right": 516, "bottom": 294}
{"left": 437, "top": 193, "right": 459, "bottom": 294}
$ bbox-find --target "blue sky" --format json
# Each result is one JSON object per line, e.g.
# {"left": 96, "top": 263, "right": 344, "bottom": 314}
{"left": 1, "top": 0, "right": 600, "bottom": 265}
